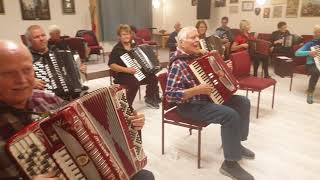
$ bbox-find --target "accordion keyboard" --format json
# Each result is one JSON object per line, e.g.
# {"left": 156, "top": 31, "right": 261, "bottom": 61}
{"left": 49, "top": 53, "right": 69, "bottom": 93}
{"left": 120, "top": 53, "right": 146, "bottom": 81}
{"left": 311, "top": 45, "right": 320, "bottom": 70}
{"left": 189, "top": 61, "right": 224, "bottom": 104}
{"left": 33, "top": 61, "right": 55, "bottom": 92}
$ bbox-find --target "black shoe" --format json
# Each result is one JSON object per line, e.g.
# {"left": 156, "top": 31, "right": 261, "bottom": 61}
{"left": 145, "top": 97, "right": 159, "bottom": 109}
{"left": 241, "top": 145, "right": 255, "bottom": 159}
{"left": 220, "top": 161, "right": 254, "bottom": 180}
{"left": 81, "top": 85, "right": 89, "bottom": 91}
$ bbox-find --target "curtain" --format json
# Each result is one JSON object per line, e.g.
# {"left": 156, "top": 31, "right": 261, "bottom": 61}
{"left": 98, "top": 0, "right": 153, "bottom": 41}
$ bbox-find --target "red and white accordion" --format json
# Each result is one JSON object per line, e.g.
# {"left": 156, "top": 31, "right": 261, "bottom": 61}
{"left": 188, "top": 51, "right": 239, "bottom": 104}
{"left": 6, "top": 86, "right": 147, "bottom": 180}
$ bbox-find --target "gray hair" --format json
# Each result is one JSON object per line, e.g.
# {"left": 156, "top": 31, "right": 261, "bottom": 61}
{"left": 48, "top": 25, "right": 61, "bottom": 33}
{"left": 24, "top": 25, "right": 43, "bottom": 47}
{"left": 177, "top": 26, "right": 197, "bottom": 44}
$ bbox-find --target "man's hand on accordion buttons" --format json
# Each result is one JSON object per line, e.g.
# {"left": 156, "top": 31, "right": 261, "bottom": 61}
{"left": 33, "top": 172, "right": 59, "bottom": 180}
{"left": 196, "top": 84, "right": 214, "bottom": 96}
{"left": 241, "top": 43, "right": 249, "bottom": 49}
{"left": 309, "top": 50, "right": 318, "bottom": 57}
{"left": 128, "top": 112, "right": 145, "bottom": 130}
{"left": 126, "top": 67, "right": 137, "bottom": 74}
{"left": 34, "top": 78, "right": 46, "bottom": 90}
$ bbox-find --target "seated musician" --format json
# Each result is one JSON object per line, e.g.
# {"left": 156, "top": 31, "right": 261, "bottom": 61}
{"left": 196, "top": 20, "right": 208, "bottom": 39}
{"left": 25, "top": 25, "right": 88, "bottom": 93}
{"left": 271, "top": 21, "right": 294, "bottom": 57}
{"left": 0, "top": 40, "right": 154, "bottom": 180}
{"left": 108, "top": 24, "right": 161, "bottom": 109}
{"left": 166, "top": 27, "right": 255, "bottom": 180}
{"left": 215, "top": 16, "right": 233, "bottom": 59}
{"left": 47, "top": 25, "right": 70, "bottom": 50}
{"left": 295, "top": 25, "right": 320, "bottom": 104}
{"left": 231, "top": 20, "right": 270, "bottom": 78}
{"left": 167, "top": 22, "right": 182, "bottom": 57}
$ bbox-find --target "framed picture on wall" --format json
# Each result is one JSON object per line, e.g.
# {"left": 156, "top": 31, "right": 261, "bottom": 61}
{"left": 263, "top": 7, "right": 271, "bottom": 18}
{"left": 62, "top": 0, "right": 75, "bottom": 14}
{"left": 192, "top": 0, "right": 198, "bottom": 6}
{"left": 273, "top": 6, "right": 283, "bottom": 18}
{"left": 0, "top": 0, "right": 5, "bottom": 14}
{"left": 19, "top": 0, "right": 51, "bottom": 20}
{"left": 215, "top": 0, "right": 226, "bottom": 7}
{"left": 286, "top": 0, "right": 299, "bottom": 17}
{"left": 242, "top": 1, "right": 254, "bottom": 11}
{"left": 301, "top": 0, "right": 320, "bottom": 17}
{"left": 230, "top": 0, "right": 239, "bottom": 4}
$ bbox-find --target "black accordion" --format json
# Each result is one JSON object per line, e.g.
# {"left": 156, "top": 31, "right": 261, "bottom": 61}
{"left": 6, "top": 86, "right": 147, "bottom": 180}
{"left": 199, "top": 35, "right": 225, "bottom": 57}
{"left": 33, "top": 50, "right": 82, "bottom": 99}
{"left": 120, "top": 44, "right": 161, "bottom": 81}
{"left": 281, "top": 34, "right": 302, "bottom": 48}
{"left": 248, "top": 39, "right": 272, "bottom": 56}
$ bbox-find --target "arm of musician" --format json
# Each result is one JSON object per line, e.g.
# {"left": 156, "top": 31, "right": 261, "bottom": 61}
{"left": 181, "top": 84, "right": 213, "bottom": 100}
{"left": 128, "top": 111, "right": 145, "bottom": 130}
{"left": 34, "top": 78, "right": 46, "bottom": 90}
{"left": 109, "top": 63, "right": 136, "bottom": 74}
{"left": 294, "top": 42, "right": 314, "bottom": 57}
{"left": 231, "top": 42, "right": 248, "bottom": 52}
{"left": 79, "top": 63, "right": 87, "bottom": 74}
{"left": 33, "top": 172, "right": 59, "bottom": 180}
{"left": 273, "top": 39, "right": 283, "bottom": 45}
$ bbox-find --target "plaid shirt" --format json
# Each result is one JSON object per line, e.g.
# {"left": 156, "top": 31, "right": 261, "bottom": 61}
{"left": 165, "top": 49, "right": 209, "bottom": 104}
{"left": 0, "top": 90, "right": 64, "bottom": 179}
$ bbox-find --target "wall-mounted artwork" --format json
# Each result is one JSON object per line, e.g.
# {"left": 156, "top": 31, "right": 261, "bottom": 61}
{"left": 301, "top": 0, "right": 320, "bottom": 17}
{"left": 273, "top": 6, "right": 283, "bottom": 18}
{"left": 62, "top": 0, "right": 75, "bottom": 14}
{"left": 0, "top": 0, "right": 4, "bottom": 14}
{"left": 271, "top": 0, "right": 286, "bottom": 5}
{"left": 242, "top": 1, "right": 254, "bottom": 11}
{"left": 215, "top": 0, "right": 226, "bottom": 7}
{"left": 192, "top": 0, "right": 198, "bottom": 6}
{"left": 19, "top": 0, "right": 51, "bottom": 20}
{"left": 286, "top": 0, "right": 299, "bottom": 17}
{"left": 230, "top": 0, "right": 239, "bottom": 3}
{"left": 263, "top": 7, "right": 271, "bottom": 18}
{"left": 229, "top": 6, "right": 239, "bottom": 14}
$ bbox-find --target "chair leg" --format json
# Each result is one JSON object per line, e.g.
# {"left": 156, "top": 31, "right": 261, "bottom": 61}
{"left": 138, "top": 87, "right": 141, "bottom": 100}
{"left": 162, "top": 114, "right": 165, "bottom": 155}
{"left": 272, "top": 85, "right": 276, "bottom": 109}
{"left": 246, "top": 90, "right": 249, "bottom": 97}
{"left": 289, "top": 74, "right": 293, "bottom": 91}
{"left": 197, "top": 129, "right": 201, "bottom": 169}
{"left": 189, "top": 128, "right": 192, "bottom": 135}
{"left": 102, "top": 49, "right": 106, "bottom": 63}
{"left": 256, "top": 91, "right": 261, "bottom": 119}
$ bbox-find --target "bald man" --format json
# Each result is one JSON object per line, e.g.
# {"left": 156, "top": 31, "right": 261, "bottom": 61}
{"left": 167, "top": 22, "right": 182, "bottom": 55}
{"left": 0, "top": 40, "right": 154, "bottom": 180}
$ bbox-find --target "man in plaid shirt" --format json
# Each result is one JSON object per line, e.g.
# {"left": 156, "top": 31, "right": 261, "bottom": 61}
{"left": 166, "top": 27, "right": 255, "bottom": 180}
{"left": 0, "top": 40, "right": 154, "bottom": 180}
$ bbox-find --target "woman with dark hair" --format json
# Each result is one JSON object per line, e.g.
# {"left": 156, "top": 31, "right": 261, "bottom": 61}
{"left": 195, "top": 20, "right": 208, "bottom": 39}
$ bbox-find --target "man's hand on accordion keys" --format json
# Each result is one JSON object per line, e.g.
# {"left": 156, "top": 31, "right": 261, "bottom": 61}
{"left": 34, "top": 78, "right": 46, "bottom": 90}
{"left": 195, "top": 84, "right": 214, "bottom": 96}
{"left": 125, "top": 67, "right": 137, "bottom": 75}
{"left": 128, "top": 111, "right": 145, "bottom": 130}
{"left": 309, "top": 50, "right": 318, "bottom": 57}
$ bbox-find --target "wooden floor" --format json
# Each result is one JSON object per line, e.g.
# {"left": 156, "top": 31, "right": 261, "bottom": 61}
{"left": 84, "top": 49, "right": 320, "bottom": 180}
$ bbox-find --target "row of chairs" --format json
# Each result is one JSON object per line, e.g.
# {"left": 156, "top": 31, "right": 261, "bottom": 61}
{"left": 158, "top": 50, "right": 277, "bottom": 168}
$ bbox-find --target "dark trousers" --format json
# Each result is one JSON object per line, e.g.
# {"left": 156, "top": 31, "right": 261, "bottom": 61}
{"left": 130, "top": 169, "right": 155, "bottom": 180}
{"left": 306, "top": 64, "right": 320, "bottom": 92}
{"left": 252, "top": 54, "right": 269, "bottom": 77}
{"left": 177, "top": 95, "right": 251, "bottom": 161}
{"left": 116, "top": 74, "right": 159, "bottom": 108}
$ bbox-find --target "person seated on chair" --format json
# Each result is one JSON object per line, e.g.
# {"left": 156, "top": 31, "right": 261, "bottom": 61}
{"left": 0, "top": 40, "right": 155, "bottom": 180}
{"left": 108, "top": 24, "right": 161, "bottom": 109}
{"left": 195, "top": 20, "right": 208, "bottom": 39}
{"left": 25, "top": 25, "right": 88, "bottom": 95}
{"left": 215, "top": 16, "right": 233, "bottom": 59}
{"left": 166, "top": 26, "right": 255, "bottom": 180}
{"left": 231, "top": 20, "right": 270, "bottom": 78}
{"left": 270, "top": 21, "right": 294, "bottom": 57}
{"left": 167, "top": 22, "right": 182, "bottom": 57}
{"left": 295, "top": 25, "right": 320, "bottom": 104}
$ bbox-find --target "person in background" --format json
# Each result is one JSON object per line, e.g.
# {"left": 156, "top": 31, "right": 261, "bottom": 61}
{"left": 196, "top": 20, "right": 208, "bottom": 39}
{"left": 231, "top": 20, "right": 270, "bottom": 78}
{"left": 167, "top": 22, "right": 182, "bottom": 57}
{"left": 271, "top": 21, "right": 294, "bottom": 57}
{"left": 216, "top": 16, "right": 233, "bottom": 58}
{"left": 295, "top": 25, "right": 320, "bottom": 104}
{"left": 47, "top": 25, "right": 70, "bottom": 50}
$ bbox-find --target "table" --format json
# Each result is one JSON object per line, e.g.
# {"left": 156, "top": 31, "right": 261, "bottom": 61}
{"left": 153, "top": 32, "right": 170, "bottom": 48}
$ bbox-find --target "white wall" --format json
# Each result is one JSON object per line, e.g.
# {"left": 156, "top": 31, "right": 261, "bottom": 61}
{"left": 153, "top": 0, "right": 318, "bottom": 35}
{"left": 0, "top": 0, "right": 91, "bottom": 43}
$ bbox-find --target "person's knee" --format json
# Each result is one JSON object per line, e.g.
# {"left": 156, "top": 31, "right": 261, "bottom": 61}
{"left": 131, "top": 170, "right": 155, "bottom": 180}
{"left": 222, "top": 108, "right": 241, "bottom": 127}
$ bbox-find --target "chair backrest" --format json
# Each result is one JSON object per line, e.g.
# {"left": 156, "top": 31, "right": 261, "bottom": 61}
{"left": 136, "top": 28, "right": 152, "bottom": 41}
{"left": 64, "top": 37, "right": 87, "bottom": 60}
{"left": 230, "top": 51, "right": 251, "bottom": 78}
{"left": 158, "top": 72, "right": 175, "bottom": 110}
{"left": 76, "top": 30, "right": 99, "bottom": 46}
{"left": 257, "top": 33, "right": 272, "bottom": 41}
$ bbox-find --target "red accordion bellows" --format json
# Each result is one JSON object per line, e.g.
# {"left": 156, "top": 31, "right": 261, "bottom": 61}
{"left": 6, "top": 86, "right": 147, "bottom": 180}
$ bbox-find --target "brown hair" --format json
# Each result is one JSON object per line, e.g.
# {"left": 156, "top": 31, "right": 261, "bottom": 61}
{"left": 116, "top": 24, "right": 132, "bottom": 36}
{"left": 195, "top": 20, "right": 207, "bottom": 30}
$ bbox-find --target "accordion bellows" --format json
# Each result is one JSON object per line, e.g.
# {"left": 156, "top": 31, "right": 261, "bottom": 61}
{"left": 6, "top": 86, "right": 147, "bottom": 180}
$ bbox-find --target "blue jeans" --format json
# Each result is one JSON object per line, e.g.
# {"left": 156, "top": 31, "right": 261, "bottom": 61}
{"left": 177, "top": 95, "right": 251, "bottom": 161}
{"left": 130, "top": 169, "right": 155, "bottom": 180}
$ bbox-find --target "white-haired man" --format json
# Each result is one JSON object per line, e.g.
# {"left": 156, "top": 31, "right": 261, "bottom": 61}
{"left": 295, "top": 25, "right": 320, "bottom": 104}
{"left": 165, "top": 27, "right": 255, "bottom": 180}
{"left": 167, "top": 22, "right": 182, "bottom": 55}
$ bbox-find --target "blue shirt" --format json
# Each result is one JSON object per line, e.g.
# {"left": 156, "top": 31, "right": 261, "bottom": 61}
{"left": 295, "top": 38, "right": 320, "bottom": 65}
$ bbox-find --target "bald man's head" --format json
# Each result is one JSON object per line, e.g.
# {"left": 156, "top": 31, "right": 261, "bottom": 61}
{"left": 0, "top": 40, "right": 35, "bottom": 108}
